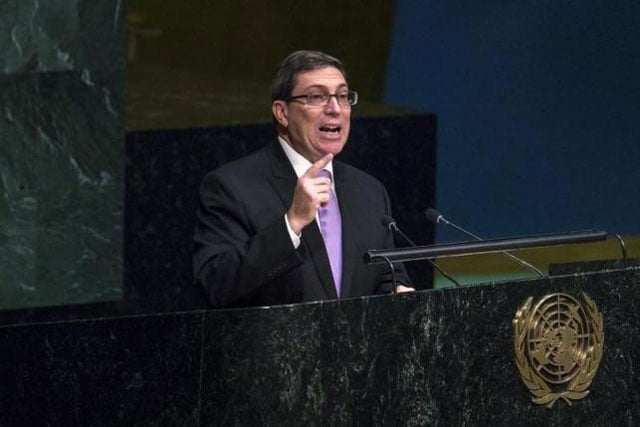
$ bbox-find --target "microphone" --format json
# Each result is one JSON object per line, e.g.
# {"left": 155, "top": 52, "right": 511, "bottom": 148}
{"left": 381, "top": 215, "right": 461, "bottom": 287}
{"left": 425, "top": 208, "right": 545, "bottom": 278}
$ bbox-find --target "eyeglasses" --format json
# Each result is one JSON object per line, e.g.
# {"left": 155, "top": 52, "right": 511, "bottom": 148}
{"left": 287, "top": 90, "right": 358, "bottom": 107}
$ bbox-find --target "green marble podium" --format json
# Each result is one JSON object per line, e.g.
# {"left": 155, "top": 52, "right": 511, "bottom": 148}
{"left": 1, "top": 267, "right": 638, "bottom": 425}
{"left": 201, "top": 266, "right": 640, "bottom": 425}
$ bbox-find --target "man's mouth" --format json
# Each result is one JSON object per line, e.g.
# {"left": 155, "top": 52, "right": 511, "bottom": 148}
{"left": 319, "top": 126, "right": 341, "bottom": 134}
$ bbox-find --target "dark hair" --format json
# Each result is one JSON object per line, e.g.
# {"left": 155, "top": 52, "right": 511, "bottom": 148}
{"left": 270, "top": 50, "right": 347, "bottom": 102}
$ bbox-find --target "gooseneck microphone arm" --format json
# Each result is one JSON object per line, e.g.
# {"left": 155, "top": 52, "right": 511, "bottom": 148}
{"left": 425, "top": 208, "right": 546, "bottom": 278}
{"left": 381, "top": 216, "right": 461, "bottom": 287}
{"left": 379, "top": 255, "right": 398, "bottom": 295}
{"left": 609, "top": 233, "right": 628, "bottom": 264}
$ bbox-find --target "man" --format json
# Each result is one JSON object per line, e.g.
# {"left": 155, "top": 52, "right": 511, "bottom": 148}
{"left": 194, "top": 50, "right": 413, "bottom": 308}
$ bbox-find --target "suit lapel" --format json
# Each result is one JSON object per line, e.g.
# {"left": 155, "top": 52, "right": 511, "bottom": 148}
{"left": 266, "top": 142, "right": 297, "bottom": 209}
{"left": 334, "top": 161, "right": 357, "bottom": 298}
{"left": 265, "top": 142, "right": 337, "bottom": 300}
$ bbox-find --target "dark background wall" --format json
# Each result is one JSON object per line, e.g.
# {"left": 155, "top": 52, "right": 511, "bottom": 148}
{"left": 127, "top": 0, "right": 396, "bottom": 103}
{"left": 385, "top": 1, "right": 640, "bottom": 240}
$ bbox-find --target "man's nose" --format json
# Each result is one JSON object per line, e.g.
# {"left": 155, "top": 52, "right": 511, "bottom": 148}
{"left": 324, "top": 95, "right": 341, "bottom": 114}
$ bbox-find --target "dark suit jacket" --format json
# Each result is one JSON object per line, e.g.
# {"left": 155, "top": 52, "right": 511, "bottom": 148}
{"left": 193, "top": 141, "right": 411, "bottom": 308}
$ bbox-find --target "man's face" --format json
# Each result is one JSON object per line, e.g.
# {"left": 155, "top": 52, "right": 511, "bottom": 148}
{"left": 274, "top": 66, "right": 351, "bottom": 163}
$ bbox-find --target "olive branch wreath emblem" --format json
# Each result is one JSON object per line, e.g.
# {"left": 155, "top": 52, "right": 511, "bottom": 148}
{"left": 513, "top": 292, "right": 604, "bottom": 407}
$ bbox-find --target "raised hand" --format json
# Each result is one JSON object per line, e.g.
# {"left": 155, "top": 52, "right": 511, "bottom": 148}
{"left": 286, "top": 153, "right": 333, "bottom": 234}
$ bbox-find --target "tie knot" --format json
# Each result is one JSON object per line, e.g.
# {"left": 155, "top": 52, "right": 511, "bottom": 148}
{"left": 318, "top": 169, "right": 332, "bottom": 180}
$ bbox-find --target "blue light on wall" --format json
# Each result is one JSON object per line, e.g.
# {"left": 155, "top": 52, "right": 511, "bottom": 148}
{"left": 385, "top": 1, "right": 640, "bottom": 240}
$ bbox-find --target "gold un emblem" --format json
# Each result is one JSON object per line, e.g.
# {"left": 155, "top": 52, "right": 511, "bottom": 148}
{"left": 513, "top": 292, "right": 604, "bottom": 407}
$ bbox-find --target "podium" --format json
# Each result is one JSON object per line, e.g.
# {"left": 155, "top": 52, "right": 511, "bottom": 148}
{"left": 202, "top": 266, "right": 639, "bottom": 425}
{"left": 1, "top": 267, "right": 639, "bottom": 425}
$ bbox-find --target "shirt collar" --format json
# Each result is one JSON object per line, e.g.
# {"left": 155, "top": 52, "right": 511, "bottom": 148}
{"left": 278, "top": 136, "right": 334, "bottom": 179}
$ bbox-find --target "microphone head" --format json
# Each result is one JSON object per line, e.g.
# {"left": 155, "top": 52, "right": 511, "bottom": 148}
{"left": 380, "top": 215, "right": 396, "bottom": 229}
{"left": 424, "top": 208, "right": 443, "bottom": 223}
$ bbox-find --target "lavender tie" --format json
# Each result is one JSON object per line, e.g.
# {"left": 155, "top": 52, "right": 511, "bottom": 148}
{"left": 318, "top": 169, "right": 343, "bottom": 297}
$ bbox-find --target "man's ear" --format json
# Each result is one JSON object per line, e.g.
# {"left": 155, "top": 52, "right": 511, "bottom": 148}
{"left": 272, "top": 100, "right": 289, "bottom": 127}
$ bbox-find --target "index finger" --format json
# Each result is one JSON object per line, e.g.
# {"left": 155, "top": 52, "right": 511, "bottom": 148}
{"left": 304, "top": 153, "right": 333, "bottom": 177}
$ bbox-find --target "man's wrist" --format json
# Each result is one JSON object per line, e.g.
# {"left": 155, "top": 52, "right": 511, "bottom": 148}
{"left": 284, "top": 213, "right": 302, "bottom": 249}
{"left": 286, "top": 212, "right": 304, "bottom": 235}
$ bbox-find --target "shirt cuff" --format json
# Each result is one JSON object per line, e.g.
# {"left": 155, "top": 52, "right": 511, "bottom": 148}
{"left": 284, "top": 214, "right": 302, "bottom": 249}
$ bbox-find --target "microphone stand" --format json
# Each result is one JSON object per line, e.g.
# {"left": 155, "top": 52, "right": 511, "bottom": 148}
{"left": 427, "top": 209, "right": 545, "bottom": 277}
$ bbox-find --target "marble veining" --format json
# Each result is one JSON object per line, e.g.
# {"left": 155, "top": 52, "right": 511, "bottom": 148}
{"left": 198, "top": 268, "right": 640, "bottom": 425}
{"left": 0, "top": 268, "right": 638, "bottom": 424}
{"left": 0, "top": 1, "right": 124, "bottom": 310}
{"left": 0, "top": 311, "right": 203, "bottom": 425}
